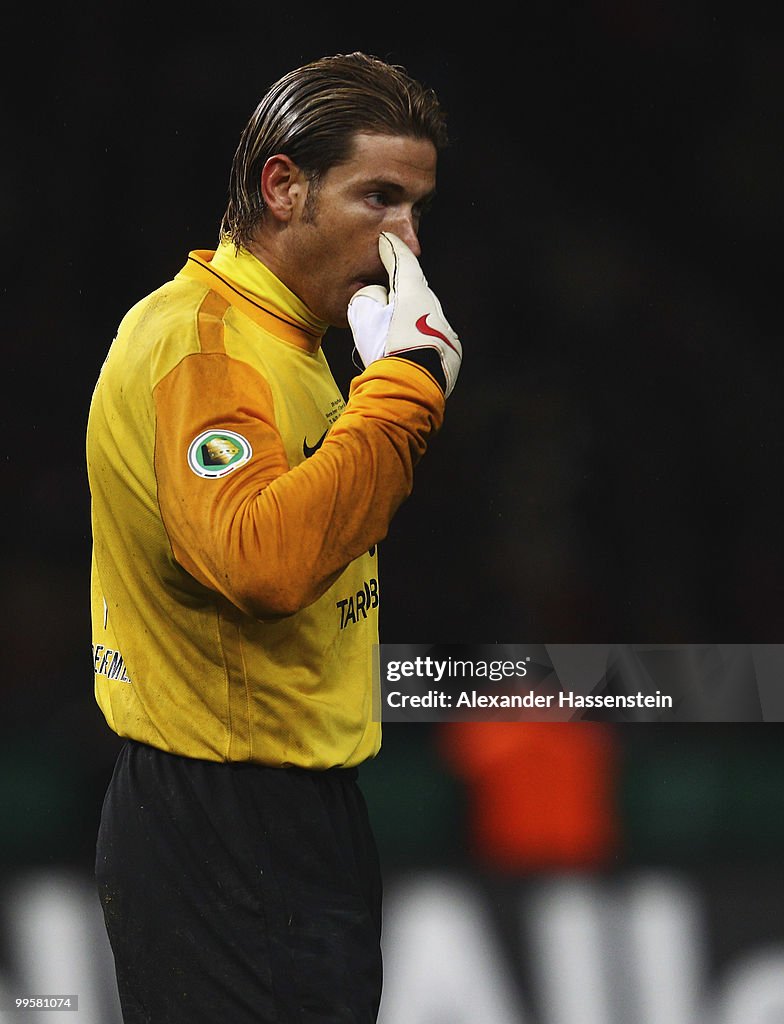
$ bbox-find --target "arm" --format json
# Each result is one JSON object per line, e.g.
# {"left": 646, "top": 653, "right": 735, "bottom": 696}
{"left": 153, "top": 352, "right": 444, "bottom": 619}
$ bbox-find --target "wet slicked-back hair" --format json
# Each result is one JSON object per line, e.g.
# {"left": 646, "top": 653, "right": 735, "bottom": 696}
{"left": 220, "top": 52, "right": 448, "bottom": 248}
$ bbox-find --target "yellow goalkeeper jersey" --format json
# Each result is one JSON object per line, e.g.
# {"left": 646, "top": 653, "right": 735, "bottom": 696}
{"left": 87, "top": 241, "right": 444, "bottom": 768}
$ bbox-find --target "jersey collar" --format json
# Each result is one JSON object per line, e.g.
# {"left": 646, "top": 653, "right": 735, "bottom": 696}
{"left": 179, "top": 241, "right": 328, "bottom": 352}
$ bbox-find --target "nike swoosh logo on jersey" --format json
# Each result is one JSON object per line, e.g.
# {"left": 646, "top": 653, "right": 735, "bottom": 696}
{"left": 415, "top": 314, "right": 460, "bottom": 354}
{"left": 303, "top": 429, "right": 328, "bottom": 459}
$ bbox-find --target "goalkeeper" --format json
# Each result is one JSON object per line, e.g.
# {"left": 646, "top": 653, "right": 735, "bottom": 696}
{"left": 87, "top": 52, "right": 461, "bottom": 1023}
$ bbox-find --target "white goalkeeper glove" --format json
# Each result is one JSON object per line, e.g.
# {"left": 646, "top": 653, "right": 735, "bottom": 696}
{"left": 347, "top": 232, "right": 462, "bottom": 398}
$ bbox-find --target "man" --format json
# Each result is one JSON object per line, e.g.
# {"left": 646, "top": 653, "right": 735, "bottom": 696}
{"left": 87, "top": 52, "right": 461, "bottom": 1023}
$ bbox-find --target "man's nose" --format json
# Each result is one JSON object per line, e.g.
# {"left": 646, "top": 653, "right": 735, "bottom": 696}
{"left": 388, "top": 212, "right": 421, "bottom": 258}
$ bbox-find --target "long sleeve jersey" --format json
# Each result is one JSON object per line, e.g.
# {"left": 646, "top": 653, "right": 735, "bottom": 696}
{"left": 86, "top": 241, "right": 444, "bottom": 768}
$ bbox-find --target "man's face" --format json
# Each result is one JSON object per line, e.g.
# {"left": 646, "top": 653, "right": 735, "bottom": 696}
{"left": 280, "top": 133, "right": 438, "bottom": 328}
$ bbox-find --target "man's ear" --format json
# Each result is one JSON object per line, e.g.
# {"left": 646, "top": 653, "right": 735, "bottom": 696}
{"left": 260, "top": 154, "right": 306, "bottom": 222}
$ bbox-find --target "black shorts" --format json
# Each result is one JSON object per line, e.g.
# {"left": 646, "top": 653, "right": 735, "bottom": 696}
{"left": 95, "top": 740, "right": 383, "bottom": 1024}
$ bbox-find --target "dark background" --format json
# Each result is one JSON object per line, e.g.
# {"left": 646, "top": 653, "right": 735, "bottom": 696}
{"left": 4, "top": 3, "right": 784, "bottom": 879}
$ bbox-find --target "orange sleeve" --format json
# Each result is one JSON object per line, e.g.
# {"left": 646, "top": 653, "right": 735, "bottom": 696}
{"left": 153, "top": 353, "right": 444, "bottom": 619}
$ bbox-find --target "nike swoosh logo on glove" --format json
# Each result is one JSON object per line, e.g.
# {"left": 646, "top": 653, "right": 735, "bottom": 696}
{"left": 415, "top": 315, "right": 460, "bottom": 354}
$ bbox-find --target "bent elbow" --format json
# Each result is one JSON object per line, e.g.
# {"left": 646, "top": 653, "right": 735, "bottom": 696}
{"left": 232, "top": 577, "right": 314, "bottom": 621}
